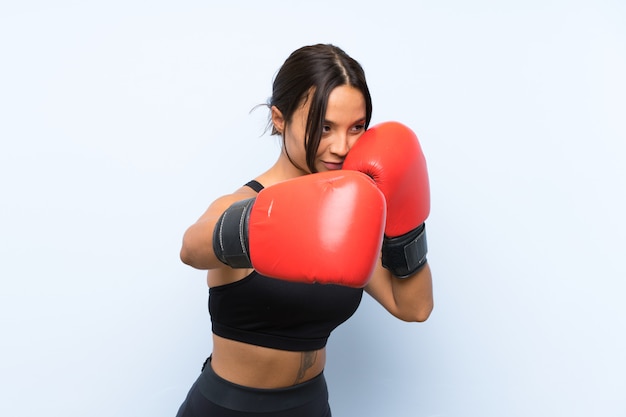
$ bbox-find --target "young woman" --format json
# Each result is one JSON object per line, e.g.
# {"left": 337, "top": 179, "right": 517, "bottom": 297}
{"left": 177, "top": 43, "right": 433, "bottom": 417}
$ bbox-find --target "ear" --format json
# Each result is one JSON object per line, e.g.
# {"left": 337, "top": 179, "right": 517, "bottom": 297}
{"left": 271, "top": 105, "right": 285, "bottom": 135}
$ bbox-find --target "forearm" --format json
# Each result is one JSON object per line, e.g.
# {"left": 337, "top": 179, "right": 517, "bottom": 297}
{"left": 390, "top": 262, "right": 433, "bottom": 322}
{"left": 180, "top": 193, "right": 251, "bottom": 270}
{"left": 180, "top": 221, "right": 221, "bottom": 270}
{"left": 365, "top": 260, "right": 433, "bottom": 322}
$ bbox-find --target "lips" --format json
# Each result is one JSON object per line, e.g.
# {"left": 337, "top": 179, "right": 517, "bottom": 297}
{"left": 322, "top": 161, "right": 344, "bottom": 170}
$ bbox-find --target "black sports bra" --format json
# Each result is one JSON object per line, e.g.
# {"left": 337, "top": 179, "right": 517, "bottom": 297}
{"left": 208, "top": 180, "right": 364, "bottom": 351}
{"left": 244, "top": 180, "right": 264, "bottom": 193}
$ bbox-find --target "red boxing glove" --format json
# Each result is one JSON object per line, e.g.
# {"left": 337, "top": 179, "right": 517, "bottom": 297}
{"left": 213, "top": 171, "right": 386, "bottom": 287}
{"left": 343, "top": 121, "right": 430, "bottom": 278}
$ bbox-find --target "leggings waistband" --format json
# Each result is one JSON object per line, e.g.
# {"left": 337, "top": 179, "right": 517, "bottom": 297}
{"left": 196, "top": 361, "right": 328, "bottom": 413}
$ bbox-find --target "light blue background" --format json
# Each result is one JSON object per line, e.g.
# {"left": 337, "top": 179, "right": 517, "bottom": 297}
{"left": 1, "top": 1, "right": 625, "bottom": 416}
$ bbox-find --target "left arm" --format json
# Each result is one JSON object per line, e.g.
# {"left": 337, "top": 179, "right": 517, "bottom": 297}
{"left": 343, "top": 121, "right": 434, "bottom": 322}
{"left": 365, "top": 259, "right": 433, "bottom": 322}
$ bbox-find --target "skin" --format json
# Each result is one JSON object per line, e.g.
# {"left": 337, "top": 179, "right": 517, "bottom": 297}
{"left": 180, "top": 85, "right": 434, "bottom": 388}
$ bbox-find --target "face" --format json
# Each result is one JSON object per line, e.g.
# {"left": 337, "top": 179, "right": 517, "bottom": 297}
{"left": 273, "top": 85, "right": 367, "bottom": 174}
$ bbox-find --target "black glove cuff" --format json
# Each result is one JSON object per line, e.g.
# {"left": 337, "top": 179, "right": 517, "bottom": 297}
{"left": 212, "top": 198, "right": 255, "bottom": 268}
{"left": 381, "top": 223, "right": 428, "bottom": 279}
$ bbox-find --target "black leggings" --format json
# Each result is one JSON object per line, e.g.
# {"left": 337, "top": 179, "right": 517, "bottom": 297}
{"left": 176, "top": 359, "right": 332, "bottom": 417}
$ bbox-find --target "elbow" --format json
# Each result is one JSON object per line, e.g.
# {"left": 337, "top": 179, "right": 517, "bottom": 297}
{"left": 414, "top": 303, "right": 433, "bottom": 322}
{"left": 179, "top": 228, "right": 219, "bottom": 270}
{"left": 400, "top": 301, "right": 434, "bottom": 323}
{"left": 179, "top": 245, "right": 193, "bottom": 267}
{"left": 179, "top": 230, "right": 205, "bottom": 268}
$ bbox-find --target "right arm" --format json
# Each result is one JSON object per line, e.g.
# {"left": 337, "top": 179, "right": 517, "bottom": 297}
{"left": 180, "top": 171, "right": 387, "bottom": 288}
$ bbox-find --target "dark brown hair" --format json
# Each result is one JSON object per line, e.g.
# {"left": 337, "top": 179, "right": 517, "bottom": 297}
{"left": 269, "top": 44, "right": 373, "bottom": 173}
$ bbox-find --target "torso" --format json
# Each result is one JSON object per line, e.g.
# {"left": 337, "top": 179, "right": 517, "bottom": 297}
{"left": 211, "top": 335, "right": 326, "bottom": 388}
{"left": 206, "top": 179, "right": 329, "bottom": 389}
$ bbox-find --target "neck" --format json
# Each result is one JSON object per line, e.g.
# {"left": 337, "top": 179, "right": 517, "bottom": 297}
{"left": 256, "top": 152, "right": 309, "bottom": 188}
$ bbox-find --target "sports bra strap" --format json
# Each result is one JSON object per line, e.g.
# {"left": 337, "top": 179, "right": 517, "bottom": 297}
{"left": 244, "top": 180, "right": 264, "bottom": 193}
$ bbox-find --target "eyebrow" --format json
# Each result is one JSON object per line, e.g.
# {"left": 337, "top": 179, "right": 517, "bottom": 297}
{"left": 323, "top": 117, "right": 367, "bottom": 126}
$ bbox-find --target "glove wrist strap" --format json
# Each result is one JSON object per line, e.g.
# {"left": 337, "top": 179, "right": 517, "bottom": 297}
{"left": 212, "top": 198, "right": 255, "bottom": 268}
{"left": 382, "top": 223, "right": 428, "bottom": 279}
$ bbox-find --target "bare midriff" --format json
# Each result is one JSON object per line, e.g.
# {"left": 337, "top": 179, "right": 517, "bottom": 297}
{"left": 210, "top": 334, "right": 326, "bottom": 389}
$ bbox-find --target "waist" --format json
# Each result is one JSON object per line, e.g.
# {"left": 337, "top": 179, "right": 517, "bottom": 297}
{"left": 198, "top": 358, "right": 328, "bottom": 413}
{"left": 211, "top": 335, "right": 326, "bottom": 388}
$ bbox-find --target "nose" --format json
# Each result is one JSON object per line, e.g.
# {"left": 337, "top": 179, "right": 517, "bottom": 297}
{"left": 329, "top": 133, "right": 351, "bottom": 157}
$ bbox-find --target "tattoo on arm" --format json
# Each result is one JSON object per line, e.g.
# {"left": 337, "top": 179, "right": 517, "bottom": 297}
{"left": 294, "top": 351, "right": 317, "bottom": 385}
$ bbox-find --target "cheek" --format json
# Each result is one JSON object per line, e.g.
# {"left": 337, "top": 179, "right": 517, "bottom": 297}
{"left": 285, "top": 126, "right": 302, "bottom": 150}
{"left": 284, "top": 125, "right": 309, "bottom": 163}
{"left": 348, "top": 132, "right": 364, "bottom": 150}
{"left": 315, "top": 140, "right": 327, "bottom": 156}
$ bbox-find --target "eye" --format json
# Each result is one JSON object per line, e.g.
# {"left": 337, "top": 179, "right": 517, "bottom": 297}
{"left": 322, "top": 125, "right": 332, "bottom": 134}
{"left": 351, "top": 123, "right": 365, "bottom": 133}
